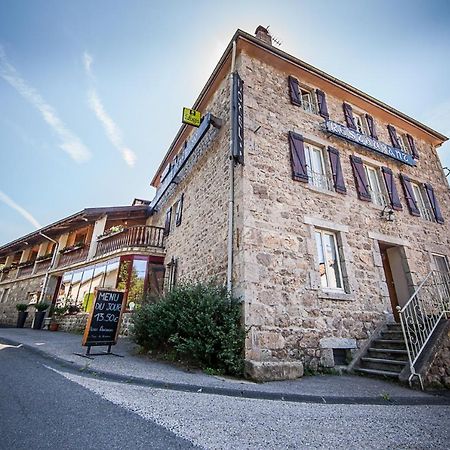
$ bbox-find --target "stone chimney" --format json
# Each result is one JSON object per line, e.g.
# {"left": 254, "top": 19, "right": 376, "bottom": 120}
{"left": 255, "top": 25, "right": 272, "bottom": 46}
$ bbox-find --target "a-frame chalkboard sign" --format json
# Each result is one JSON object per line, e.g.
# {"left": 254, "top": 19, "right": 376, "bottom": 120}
{"left": 78, "top": 287, "right": 126, "bottom": 358}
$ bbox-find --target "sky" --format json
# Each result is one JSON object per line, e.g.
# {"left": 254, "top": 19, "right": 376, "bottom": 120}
{"left": 0, "top": 0, "right": 449, "bottom": 244}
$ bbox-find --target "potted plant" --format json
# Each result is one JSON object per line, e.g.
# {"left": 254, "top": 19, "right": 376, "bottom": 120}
{"left": 49, "top": 305, "right": 68, "bottom": 331}
{"left": 16, "top": 303, "right": 29, "bottom": 328}
{"left": 32, "top": 302, "right": 50, "bottom": 330}
{"left": 68, "top": 304, "right": 81, "bottom": 315}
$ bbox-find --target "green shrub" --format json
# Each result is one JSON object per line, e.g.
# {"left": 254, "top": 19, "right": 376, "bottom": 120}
{"left": 35, "top": 302, "right": 50, "bottom": 312}
{"left": 16, "top": 303, "right": 28, "bottom": 312}
{"left": 131, "top": 282, "right": 245, "bottom": 376}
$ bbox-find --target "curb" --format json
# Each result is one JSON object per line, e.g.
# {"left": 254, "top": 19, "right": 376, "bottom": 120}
{"left": 2, "top": 336, "right": 449, "bottom": 406}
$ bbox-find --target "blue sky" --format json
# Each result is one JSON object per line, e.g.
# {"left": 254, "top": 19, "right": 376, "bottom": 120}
{"left": 0, "top": 0, "right": 449, "bottom": 244}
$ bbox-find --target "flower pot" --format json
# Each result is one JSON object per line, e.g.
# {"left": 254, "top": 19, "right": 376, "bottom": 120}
{"left": 16, "top": 311, "right": 28, "bottom": 328}
{"left": 33, "top": 311, "right": 46, "bottom": 330}
{"left": 49, "top": 321, "right": 59, "bottom": 332}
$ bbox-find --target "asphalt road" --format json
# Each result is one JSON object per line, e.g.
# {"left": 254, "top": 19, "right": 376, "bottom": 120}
{"left": 0, "top": 343, "right": 195, "bottom": 450}
{"left": 2, "top": 343, "right": 450, "bottom": 449}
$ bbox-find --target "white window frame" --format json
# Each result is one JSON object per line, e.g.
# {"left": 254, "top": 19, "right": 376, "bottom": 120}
{"left": 432, "top": 253, "right": 449, "bottom": 273}
{"left": 353, "top": 112, "right": 367, "bottom": 135}
{"left": 299, "top": 86, "right": 316, "bottom": 114}
{"left": 314, "top": 229, "right": 344, "bottom": 291}
{"left": 304, "top": 143, "right": 333, "bottom": 191}
{"left": 396, "top": 132, "right": 410, "bottom": 153}
{"left": 363, "top": 164, "right": 388, "bottom": 207}
{"left": 410, "top": 182, "right": 434, "bottom": 221}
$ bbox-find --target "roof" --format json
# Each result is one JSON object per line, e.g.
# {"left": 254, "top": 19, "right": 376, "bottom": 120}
{"left": 0, "top": 205, "right": 150, "bottom": 256}
{"left": 150, "top": 28, "right": 448, "bottom": 187}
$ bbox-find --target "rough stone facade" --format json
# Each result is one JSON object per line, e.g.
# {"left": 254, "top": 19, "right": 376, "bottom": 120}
{"left": 0, "top": 275, "right": 43, "bottom": 327}
{"left": 424, "top": 325, "right": 450, "bottom": 389}
{"left": 238, "top": 51, "right": 450, "bottom": 372}
{"left": 149, "top": 34, "right": 450, "bottom": 379}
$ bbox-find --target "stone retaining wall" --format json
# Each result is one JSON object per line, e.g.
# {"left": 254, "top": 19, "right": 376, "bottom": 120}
{"left": 424, "top": 325, "right": 450, "bottom": 389}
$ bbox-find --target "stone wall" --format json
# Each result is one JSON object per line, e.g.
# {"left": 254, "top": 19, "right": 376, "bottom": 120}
{"left": 0, "top": 275, "right": 44, "bottom": 327}
{"left": 150, "top": 73, "right": 236, "bottom": 285}
{"left": 424, "top": 324, "right": 450, "bottom": 389}
{"left": 238, "top": 51, "right": 450, "bottom": 371}
{"left": 56, "top": 312, "right": 133, "bottom": 336}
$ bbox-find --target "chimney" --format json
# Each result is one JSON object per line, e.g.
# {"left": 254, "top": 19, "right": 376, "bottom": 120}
{"left": 255, "top": 25, "right": 272, "bottom": 46}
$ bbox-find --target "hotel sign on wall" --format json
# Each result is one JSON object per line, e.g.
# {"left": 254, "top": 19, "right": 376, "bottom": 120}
{"left": 182, "top": 108, "right": 201, "bottom": 127}
{"left": 325, "top": 120, "right": 416, "bottom": 166}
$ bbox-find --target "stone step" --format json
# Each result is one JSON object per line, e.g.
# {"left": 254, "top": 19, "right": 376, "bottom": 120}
{"left": 380, "top": 330, "right": 404, "bottom": 340}
{"left": 355, "top": 367, "right": 400, "bottom": 378}
{"left": 367, "top": 348, "right": 409, "bottom": 361}
{"left": 386, "top": 323, "right": 403, "bottom": 331}
{"left": 372, "top": 339, "right": 406, "bottom": 349}
{"left": 360, "top": 357, "right": 406, "bottom": 373}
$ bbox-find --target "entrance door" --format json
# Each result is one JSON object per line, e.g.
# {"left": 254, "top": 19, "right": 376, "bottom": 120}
{"left": 379, "top": 244, "right": 400, "bottom": 322}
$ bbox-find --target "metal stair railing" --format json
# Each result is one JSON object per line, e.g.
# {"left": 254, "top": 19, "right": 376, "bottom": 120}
{"left": 397, "top": 270, "right": 450, "bottom": 389}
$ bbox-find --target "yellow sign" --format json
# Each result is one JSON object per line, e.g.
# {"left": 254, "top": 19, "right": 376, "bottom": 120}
{"left": 182, "top": 108, "right": 201, "bottom": 127}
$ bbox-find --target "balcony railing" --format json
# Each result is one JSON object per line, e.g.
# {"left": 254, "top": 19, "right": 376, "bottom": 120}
{"left": 95, "top": 225, "right": 165, "bottom": 257}
{"left": 17, "top": 264, "right": 35, "bottom": 278}
{"left": 34, "top": 258, "right": 53, "bottom": 274}
{"left": 58, "top": 246, "right": 89, "bottom": 268}
{"left": 308, "top": 170, "right": 333, "bottom": 191}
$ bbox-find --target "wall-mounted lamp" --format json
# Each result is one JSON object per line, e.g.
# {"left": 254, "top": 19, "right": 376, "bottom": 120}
{"left": 381, "top": 205, "right": 395, "bottom": 222}
{"left": 81, "top": 217, "right": 89, "bottom": 222}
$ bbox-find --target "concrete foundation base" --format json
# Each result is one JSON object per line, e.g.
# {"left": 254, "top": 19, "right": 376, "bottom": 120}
{"left": 245, "top": 360, "right": 304, "bottom": 382}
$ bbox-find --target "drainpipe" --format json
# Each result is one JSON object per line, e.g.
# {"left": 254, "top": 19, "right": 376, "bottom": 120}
{"left": 226, "top": 40, "right": 237, "bottom": 293}
{"left": 38, "top": 232, "right": 59, "bottom": 304}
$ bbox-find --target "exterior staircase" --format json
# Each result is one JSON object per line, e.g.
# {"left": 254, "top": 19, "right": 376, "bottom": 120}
{"left": 355, "top": 323, "right": 408, "bottom": 379}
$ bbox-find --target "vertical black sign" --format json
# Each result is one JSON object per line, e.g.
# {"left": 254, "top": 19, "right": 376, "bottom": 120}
{"left": 82, "top": 288, "right": 126, "bottom": 347}
{"left": 232, "top": 72, "right": 244, "bottom": 164}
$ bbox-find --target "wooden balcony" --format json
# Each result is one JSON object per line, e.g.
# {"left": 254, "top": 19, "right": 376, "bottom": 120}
{"left": 95, "top": 225, "right": 165, "bottom": 258}
{"left": 34, "top": 258, "right": 53, "bottom": 274}
{"left": 17, "top": 264, "right": 35, "bottom": 278}
{"left": 58, "top": 246, "right": 89, "bottom": 268}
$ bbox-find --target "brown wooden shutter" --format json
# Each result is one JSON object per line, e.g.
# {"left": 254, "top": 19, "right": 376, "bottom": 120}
{"left": 316, "top": 89, "right": 329, "bottom": 119}
{"left": 288, "top": 131, "right": 308, "bottom": 182}
{"left": 387, "top": 125, "right": 400, "bottom": 149}
{"left": 424, "top": 183, "right": 444, "bottom": 223}
{"left": 381, "top": 167, "right": 402, "bottom": 210}
{"left": 163, "top": 207, "right": 172, "bottom": 236}
{"left": 343, "top": 103, "right": 356, "bottom": 130}
{"left": 175, "top": 193, "right": 184, "bottom": 227}
{"left": 406, "top": 134, "right": 419, "bottom": 160}
{"left": 399, "top": 174, "right": 420, "bottom": 216}
{"left": 350, "top": 155, "right": 371, "bottom": 201}
{"left": 288, "top": 76, "right": 302, "bottom": 107}
{"left": 365, "top": 114, "right": 378, "bottom": 140}
{"left": 328, "top": 147, "right": 346, "bottom": 194}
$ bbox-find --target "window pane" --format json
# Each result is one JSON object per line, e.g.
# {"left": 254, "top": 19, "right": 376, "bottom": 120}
{"left": 127, "top": 258, "right": 148, "bottom": 308}
{"left": 323, "top": 233, "right": 343, "bottom": 289}
{"left": 315, "top": 231, "right": 328, "bottom": 288}
{"left": 103, "top": 259, "right": 120, "bottom": 289}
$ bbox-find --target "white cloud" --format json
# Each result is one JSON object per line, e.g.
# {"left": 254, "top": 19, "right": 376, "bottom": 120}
{"left": 0, "top": 190, "right": 41, "bottom": 229}
{"left": 0, "top": 46, "right": 91, "bottom": 163}
{"left": 83, "top": 51, "right": 94, "bottom": 79}
{"left": 83, "top": 51, "right": 136, "bottom": 167}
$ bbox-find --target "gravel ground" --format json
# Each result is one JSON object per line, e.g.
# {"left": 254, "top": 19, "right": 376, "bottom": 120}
{"left": 55, "top": 368, "right": 450, "bottom": 450}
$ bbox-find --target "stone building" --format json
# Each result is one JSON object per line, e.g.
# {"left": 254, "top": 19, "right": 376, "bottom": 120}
{"left": 147, "top": 27, "right": 450, "bottom": 384}
{"left": 1, "top": 27, "right": 449, "bottom": 385}
{"left": 0, "top": 203, "right": 165, "bottom": 332}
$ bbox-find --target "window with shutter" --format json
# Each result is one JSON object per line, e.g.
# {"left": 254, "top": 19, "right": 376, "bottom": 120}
{"left": 400, "top": 175, "right": 421, "bottom": 217}
{"left": 288, "top": 132, "right": 308, "bottom": 182}
{"left": 163, "top": 207, "right": 172, "bottom": 236}
{"left": 316, "top": 89, "right": 329, "bottom": 119}
{"left": 327, "top": 147, "right": 346, "bottom": 194}
{"left": 381, "top": 167, "right": 402, "bottom": 210}
{"left": 350, "top": 155, "right": 371, "bottom": 201}
{"left": 406, "top": 134, "right": 419, "bottom": 160}
{"left": 424, "top": 183, "right": 444, "bottom": 224}
{"left": 288, "top": 76, "right": 302, "bottom": 107}
{"left": 175, "top": 194, "right": 184, "bottom": 227}
{"left": 304, "top": 143, "right": 333, "bottom": 190}
{"left": 343, "top": 103, "right": 356, "bottom": 130}
{"left": 364, "top": 165, "right": 388, "bottom": 207}
{"left": 388, "top": 125, "right": 401, "bottom": 149}
{"left": 314, "top": 229, "right": 344, "bottom": 290}
{"left": 365, "top": 114, "right": 378, "bottom": 140}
